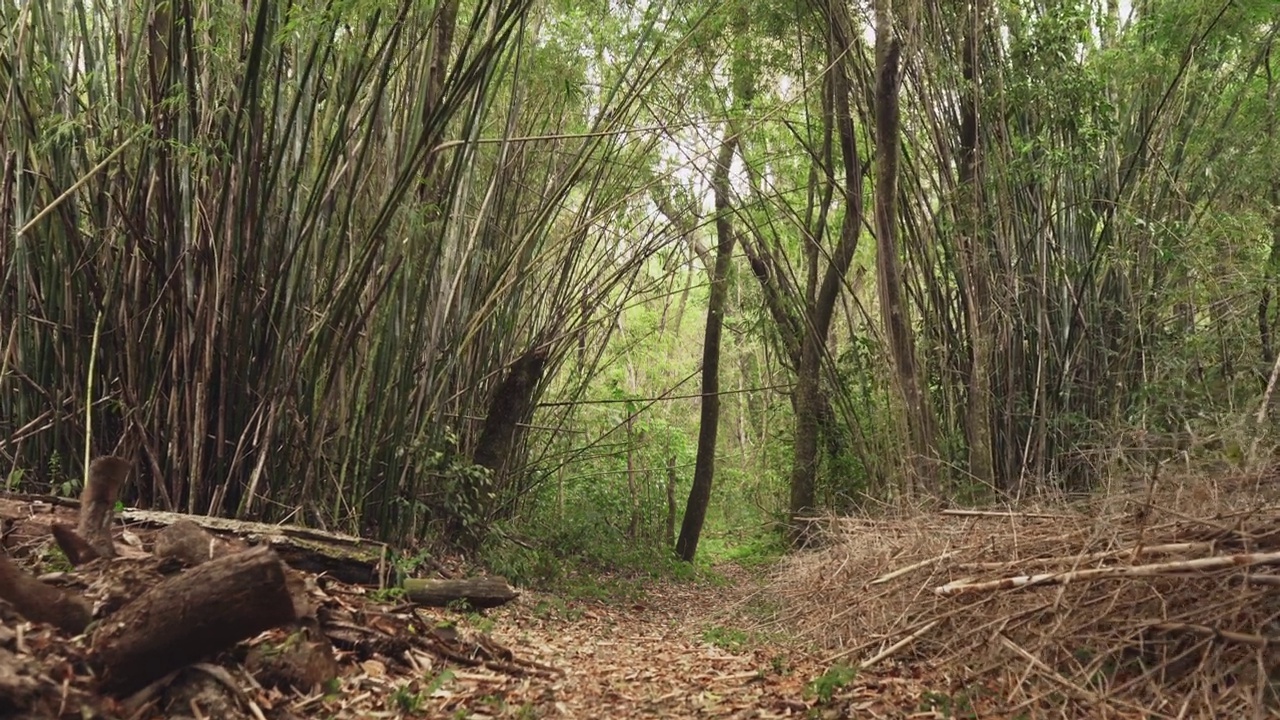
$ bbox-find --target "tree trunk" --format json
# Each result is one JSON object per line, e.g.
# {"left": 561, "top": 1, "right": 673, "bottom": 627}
{"left": 788, "top": 0, "right": 866, "bottom": 546}
{"left": 675, "top": 130, "right": 739, "bottom": 563}
{"left": 872, "top": 6, "right": 937, "bottom": 495}
{"left": 626, "top": 415, "right": 639, "bottom": 541}
{"left": 665, "top": 455, "right": 677, "bottom": 548}
{"left": 458, "top": 345, "right": 548, "bottom": 547}
{"left": 955, "top": 6, "right": 997, "bottom": 492}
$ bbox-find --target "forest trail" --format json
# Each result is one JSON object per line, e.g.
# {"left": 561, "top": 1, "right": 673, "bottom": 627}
{"left": 452, "top": 563, "right": 935, "bottom": 719}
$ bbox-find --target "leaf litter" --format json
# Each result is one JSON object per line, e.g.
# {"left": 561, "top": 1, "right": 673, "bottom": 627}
{"left": 1, "top": 517, "right": 945, "bottom": 719}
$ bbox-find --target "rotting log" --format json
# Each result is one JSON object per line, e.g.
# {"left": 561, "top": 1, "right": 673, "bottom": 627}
{"left": 120, "top": 509, "right": 391, "bottom": 585}
{"left": 1, "top": 489, "right": 391, "bottom": 584}
{"left": 90, "top": 545, "right": 297, "bottom": 695}
{"left": 403, "top": 576, "right": 518, "bottom": 609}
{"left": 0, "top": 552, "right": 91, "bottom": 634}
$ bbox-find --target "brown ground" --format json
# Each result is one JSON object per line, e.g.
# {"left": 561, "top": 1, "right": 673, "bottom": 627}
{"left": 425, "top": 563, "right": 949, "bottom": 719}
{"left": 0, "top": 553, "right": 953, "bottom": 719}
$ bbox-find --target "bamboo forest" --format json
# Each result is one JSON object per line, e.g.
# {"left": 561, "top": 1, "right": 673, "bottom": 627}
{"left": 2, "top": 0, "right": 1279, "bottom": 716}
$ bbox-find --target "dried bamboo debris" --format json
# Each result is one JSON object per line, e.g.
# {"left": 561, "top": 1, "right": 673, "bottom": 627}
{"left": 771, "top": 482, "right": 1280, "bottom": 717}
{"left": 934, "top": 551, "right": 1280, "bottom": 596}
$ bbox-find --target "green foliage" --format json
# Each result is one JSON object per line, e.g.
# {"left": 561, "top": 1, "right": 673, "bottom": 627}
{"left": 322, "top": 677, "right": 342, "bottom": 697}
{"left": 369, "top": 587, "right": 406, "bottom": 603}
{"left": 389, "top": 686, "right": 425, "bottom": 714}
{"left": 4, "top": 468, "right": 22, "bottom": 492}
{"left": 465, "top": 612, "right": 496, "bottom": 634}
{"left": 4, "top": 0, "right": 1276, "bottom": 565}
{"left": 531, "top": 596, "right": 579, "bottom": 621}
{"left": 701, "top": 625, "right": 750, "bottom": 652}
{"left": 806, "top": 664, "right": 858, "bottom": 703}
{"left": 40, "top": 546, "right": 73, "bottom": 574}
{"left": 698, "top": 529, "right": 787, "bottom": 568}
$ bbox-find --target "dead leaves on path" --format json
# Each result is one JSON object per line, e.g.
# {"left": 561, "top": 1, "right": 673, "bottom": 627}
{"left": 471, "top": 571, "right": 941, "bottom": 719}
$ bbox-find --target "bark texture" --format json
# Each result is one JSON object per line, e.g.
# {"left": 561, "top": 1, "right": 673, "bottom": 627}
{"left": 872, "top": 15, "right": 938, "bottom": 495}
{"left": 90, "top": 545, "right": 297, "bottom": 694}
{"left": 788, "top": 0, "right": 866, "bottom": 545}
{"left": 0, "top": 552, "right": 91, "bottom": 634}
{"left": 402, "top": 576, "right": 518, "bottom": 608}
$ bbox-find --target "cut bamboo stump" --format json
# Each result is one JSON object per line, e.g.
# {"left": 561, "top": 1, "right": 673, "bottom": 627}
{"left": 90, "top": 545, "right": 297, "bottom": 694}
{"left": 403, "top": 576, "right": 518, "bottom": 608}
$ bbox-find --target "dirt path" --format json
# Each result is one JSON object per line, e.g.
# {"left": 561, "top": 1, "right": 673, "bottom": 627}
{"left": 487, "top": 565, "right": 806, "bottom": 718}
{"left": 431, "top": 565, "right": 931, "bottom": 719}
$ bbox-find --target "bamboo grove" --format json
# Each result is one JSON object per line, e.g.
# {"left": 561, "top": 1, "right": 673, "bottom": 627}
{"left": 2, "top": 0, "right": 1277, "bottom": 557}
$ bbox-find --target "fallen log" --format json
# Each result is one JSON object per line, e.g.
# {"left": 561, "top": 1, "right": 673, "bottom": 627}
{"left": 0, "top": 552, "right": 91, "bottom": 634}
{"left": 90, "top": 545, "right": 297, "bottom": 694}
{"left": 402, "top": 576, "right": 518, "bottom": 609}
{"left": 1, "top": 491, "right": 393, "bottom": 586}
{"left": 121, "top": 509, "right": 391, "bottom": 585}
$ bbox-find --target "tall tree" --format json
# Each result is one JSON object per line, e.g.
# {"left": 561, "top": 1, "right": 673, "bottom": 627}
{"left": 788, "top": 0, "right": 866, "bottom": 545}
{"left": 675, "top": 29, "right": 756, "bottom": 561}
{"left": 871, "top": 0, "right": 938, "bottom": 495}
{"left": 674, "top": 130, "right": 739, "bottom": 562}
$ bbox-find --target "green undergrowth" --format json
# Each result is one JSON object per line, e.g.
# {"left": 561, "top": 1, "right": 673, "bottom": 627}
{"left": 698, "top": 530, "right": 788, "bottom": 569}
{"left": 479, "top": 523, "right": 784, "bottom": 602}
{"left": 700, "top": 622, "right": 789, "bottom": 652}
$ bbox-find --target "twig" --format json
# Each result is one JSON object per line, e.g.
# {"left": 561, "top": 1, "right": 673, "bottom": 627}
{"left": 1144, "top": 621, "right": 1270, "bottom": 647}
{"left": 870, "top": 551, "right": 958, "bottom": 585}
{"left": 940, "top": 509, "right": 1073, "bottom": 520}
{"left": 954, "top": 542, "right": 1215, "bottom": 571}
{"left": 858, "top": 620, "right": 939, "bottom": 670}
{"left": 998, "top": 635, "right": 1102, "bottom": 705}
{"left": 1248, "top": 337, "right": 1280, "bottom": 469}
{"left": 934, "top": 550, "right": 1280, "bottom": 596}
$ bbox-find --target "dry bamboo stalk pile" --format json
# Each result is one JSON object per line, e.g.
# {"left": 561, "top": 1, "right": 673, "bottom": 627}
{"left": 771, "top": 470, "right": 1280, "bottom": 717}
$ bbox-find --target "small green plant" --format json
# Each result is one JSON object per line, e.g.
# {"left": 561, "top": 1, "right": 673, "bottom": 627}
{"left": 40, "top": 546, "right": 73, "bottom": 573}
{"left": 424, "top": 668, "right": 454, "bottom": 695}
{"left": 369, "top": 587, "right": 406, "bottom": 603}
{"left": 702, "top": 625, "right": 750, "bottom": 652}
{"left": 532, "top": 598, "right": 561, "bottom": 618}
{"left": 722, "top": 533, "right": 788, "bottom": 568}
{"left": 322, "top": 677, "right": 342, "bottom": 697}
{"left": 390, "top": 686, "right": 424, "bottom": 713}
{"left": 919, "top": 690, "right": 974, "bottom": 718}
{"left": 806, "top": 663, "right": 858, "bottom": 703}
{"left": 49, "top": 452, "right": 73, "bottom": 497}
{"left": 467, "top": 612, "right": 495, "bottom": 633}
